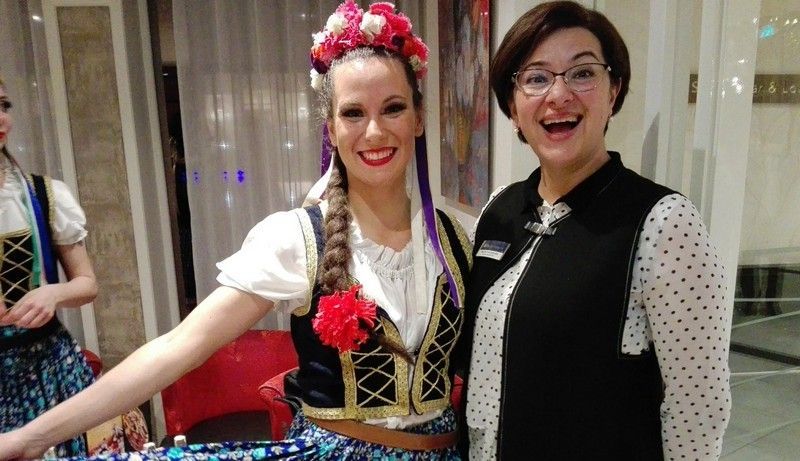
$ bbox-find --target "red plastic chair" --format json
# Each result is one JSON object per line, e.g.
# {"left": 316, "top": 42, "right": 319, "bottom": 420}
{"left": 258, "top": 368, "right": 465, "bottom": 440}
{"left": 81, "top": 349, "right": 104, "bottom": 377}
{"left": 258, "top": 368, "right": 299, "bottom": 441}
{"left": 160, "top": 330, "right": 298, "bottom": 439}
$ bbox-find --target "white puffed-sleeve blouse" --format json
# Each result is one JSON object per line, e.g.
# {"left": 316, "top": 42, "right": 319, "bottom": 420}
{"left": 0, "top": 167, "right": 87, "bottom": 245}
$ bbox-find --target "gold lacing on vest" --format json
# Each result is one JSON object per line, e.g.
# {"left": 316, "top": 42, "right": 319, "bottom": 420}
{"left": 411, "top": 274, "right": 462, "bottom": 413}
{"left": 408, "top": 214, "right": 469, "bottom": 413}
{"left": 303, "top": 318, "right": 411, "bottom": 420}
{"left": 0, "top": 229, "right": 35, "bottom": 304}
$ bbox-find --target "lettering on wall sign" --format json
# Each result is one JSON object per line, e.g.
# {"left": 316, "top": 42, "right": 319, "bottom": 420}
{"left": 689, "top": 74, "right": 800, "bottom": 104}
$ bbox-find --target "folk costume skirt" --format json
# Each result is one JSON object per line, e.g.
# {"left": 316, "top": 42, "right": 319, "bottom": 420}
{"left": 1, "top": 326, "right": 95, "bottom": 456}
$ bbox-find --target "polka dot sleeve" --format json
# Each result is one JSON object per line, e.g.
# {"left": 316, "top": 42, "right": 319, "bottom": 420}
{"left": 639, "top": 194, "right": 731, "bottom": 460}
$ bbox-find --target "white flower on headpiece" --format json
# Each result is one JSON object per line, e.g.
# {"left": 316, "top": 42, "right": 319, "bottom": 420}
{"left": 408, "top": 55, "right": 424, "bottom": 72}
{"left": 312, "top": 31, "right": 326, "bottom": 46}
{"left": 310, "top": 69, "right": 323, "bottom": 91}
{"left": 360, "top": 12, "right": 386, "bottom": 42}
{"left": 325, "top": 12, "right": 347, "bottom": 36}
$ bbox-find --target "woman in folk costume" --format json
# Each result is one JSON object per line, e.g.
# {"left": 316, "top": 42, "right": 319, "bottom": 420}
{"left": 0, "top": 77, "right": 98, "bottom": 457}
{"left": 0, "top": 2, "right": 470, "bottom": 459}
{"left": 279, "top": 1, "right": 470, "bottom": 458}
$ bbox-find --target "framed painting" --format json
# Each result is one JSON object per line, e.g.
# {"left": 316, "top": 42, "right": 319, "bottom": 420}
{"left": 438, "top": 0, "right": 490, "bottom": 214}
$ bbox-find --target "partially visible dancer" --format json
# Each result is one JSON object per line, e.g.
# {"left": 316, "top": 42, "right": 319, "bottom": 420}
{"left": 460, "top": 2, "right": 731, "bottom": 459}
{"left": 0, "top": 77, "right": 98, "bottom": 457}
{"left": 0, "top": 2, "right": 470, "bottom": 459}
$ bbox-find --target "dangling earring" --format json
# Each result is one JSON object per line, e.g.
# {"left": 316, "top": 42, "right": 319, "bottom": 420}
{"left": 513, "top": 126, "right": 520, "bottom": 135}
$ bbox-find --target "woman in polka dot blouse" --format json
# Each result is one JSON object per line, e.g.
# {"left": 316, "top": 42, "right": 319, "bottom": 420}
{"left": 457, "top": 2, "right": 731, "bottom": 460}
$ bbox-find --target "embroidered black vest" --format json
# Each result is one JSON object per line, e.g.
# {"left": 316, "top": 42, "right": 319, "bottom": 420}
{"left": 290, "top": 205, "right": 472, "bottom": 420}
{"left": 463, "top": 153, "right": 673, "bottom": 459}
{"left": 1, "top": 174, "right": 62, "bottom": 348}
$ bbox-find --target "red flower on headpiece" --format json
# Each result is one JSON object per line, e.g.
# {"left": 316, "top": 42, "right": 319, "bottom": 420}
{"left": 312, "top": 285, "right": 378, "bottom": 354}
{"left": 369, "top": 2, "right": 396, "bottom": 16}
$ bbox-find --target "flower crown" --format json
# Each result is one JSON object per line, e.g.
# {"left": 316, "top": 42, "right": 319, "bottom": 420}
{"left": 309, "top": 1, "right": 429, "bottom": 91}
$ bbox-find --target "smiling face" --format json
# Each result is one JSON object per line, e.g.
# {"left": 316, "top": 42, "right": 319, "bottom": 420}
{"left": 509, "top": 27, "right": 618, "bottom": 175}
{"left": 327, "top": 56, "right": 423, "bottom": 195}
{"left": 0, "top": 86, "right": 12, "bottom": 150}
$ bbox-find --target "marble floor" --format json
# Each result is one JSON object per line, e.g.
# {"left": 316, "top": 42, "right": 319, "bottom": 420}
{"left": 722, "top": 308, "right": 800, "bottom": 460}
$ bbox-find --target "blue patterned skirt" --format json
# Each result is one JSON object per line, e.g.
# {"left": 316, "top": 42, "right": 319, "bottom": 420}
{"left": 64, "top": 441, "right": 316, "bottom": 461}
{"left": 0, "top": 326, "right": 95, "bottom": 457}
{"left": 286, "top": 407, "right": 461, "bottom": 460}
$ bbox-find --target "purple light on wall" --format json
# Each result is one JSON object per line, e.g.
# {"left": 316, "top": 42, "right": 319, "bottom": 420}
{"left": 237, "top": 169, "right": 245, "bottom": 184}
{"left": 193, "top": 171, "right": 200, "bottom": 184}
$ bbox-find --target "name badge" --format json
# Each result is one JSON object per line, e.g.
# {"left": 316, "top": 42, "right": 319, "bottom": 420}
{"left": 476, "top": 240, "right": 510, "bottom": 261}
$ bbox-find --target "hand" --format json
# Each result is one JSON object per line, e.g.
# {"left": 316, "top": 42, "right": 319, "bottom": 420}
{"left": 0, "top": 429, "right": 45, "bottom": 461}
{"left": 0, "top": 285, "right": 59, "bottom": 329}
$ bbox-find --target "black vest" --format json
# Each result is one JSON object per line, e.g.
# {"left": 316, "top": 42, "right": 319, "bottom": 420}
{"left": 1, "top": 174, "right": 62, "bottom": 350}
{"left": 463, "top": 153, "right": 673, "bottom": 459}
{"left": 291, "top": 205, "right": 472, "bottom": 420}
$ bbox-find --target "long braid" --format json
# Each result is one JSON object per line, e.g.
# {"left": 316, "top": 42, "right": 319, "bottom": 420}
{"left": 319, "top": 153, "right": 352, "bottom": 294}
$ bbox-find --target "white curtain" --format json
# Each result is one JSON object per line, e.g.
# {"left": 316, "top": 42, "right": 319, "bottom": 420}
{"left": 172, "top": 0, "right": 420, "bottom": 329}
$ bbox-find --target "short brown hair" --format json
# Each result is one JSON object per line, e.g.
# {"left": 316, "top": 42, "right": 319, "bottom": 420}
{"left": 490, "top": 1, "right": 630, "bottom": 119}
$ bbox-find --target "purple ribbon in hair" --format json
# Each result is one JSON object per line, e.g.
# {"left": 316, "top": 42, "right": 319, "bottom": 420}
{"left": 415, "top": 133, "right": 461, "bottom": 307}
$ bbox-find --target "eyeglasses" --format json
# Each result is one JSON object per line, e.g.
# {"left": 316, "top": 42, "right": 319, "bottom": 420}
{"left": 511, "top": 63, "right": 611, "bottom": 96}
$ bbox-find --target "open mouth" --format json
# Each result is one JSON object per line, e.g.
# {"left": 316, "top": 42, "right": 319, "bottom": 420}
{"left": 359, "top": 147, "right": 396, "bottom": 167}
{"left": 541, "top": 115, "right": 582, "bottom": 134}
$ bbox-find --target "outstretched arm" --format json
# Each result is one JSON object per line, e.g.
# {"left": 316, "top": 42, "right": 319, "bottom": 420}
{"left": 0, "top": 286, "right": 274, "bottom": 459}
{"left": 0, "top": 241, "right": 97, "bottom": 328}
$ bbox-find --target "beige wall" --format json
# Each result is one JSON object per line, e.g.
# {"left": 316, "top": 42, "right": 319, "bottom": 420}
{"left": 56, "top": 6, "right": 146, "bottom": 366}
